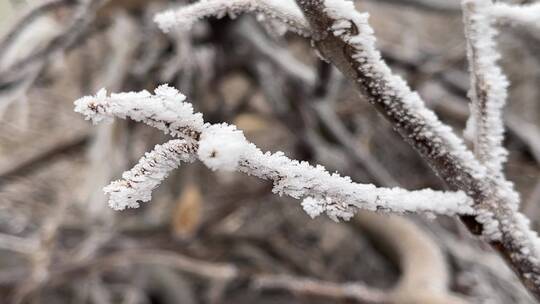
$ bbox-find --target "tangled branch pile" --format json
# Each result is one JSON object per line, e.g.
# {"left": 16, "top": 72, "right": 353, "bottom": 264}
{"left": 3, "top": 0, "right": 540, "bottom": 303}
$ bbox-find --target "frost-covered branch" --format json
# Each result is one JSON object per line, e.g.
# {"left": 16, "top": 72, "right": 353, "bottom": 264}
{"left": 293, "top": 0, "right": 540, "bottom": 299}
{"left": 75, "top": 85, "right": 474, "bottom": 220}
{"left": 104, "top": 139, "right": 196, "bottom": 210}
{"left": 297, "top": 0, "right": 492, "bottom": 206}
{"left": 74, "top": 86, "right": 204, "bottom": 141}
{"left": 154, "top": 0, "right": 311, "bottom": 36}
{"left": 462, "top": 0, "right": 509, "bottom": 177}
{"left": 489, "top": 2, "right": 540, "bottom": 29}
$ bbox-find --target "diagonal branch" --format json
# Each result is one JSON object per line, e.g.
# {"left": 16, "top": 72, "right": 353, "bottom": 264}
{"left": 293, "top": 0, "right": 540, "bottom": 299}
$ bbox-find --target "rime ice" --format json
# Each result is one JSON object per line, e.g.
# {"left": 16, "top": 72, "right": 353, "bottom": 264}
{"left": 75, "top": 85, "right": 473, "bottom": 220}
{"left": 198, "top": 123, "right": 248, "bottom": 171}
{"left": 154, "top": 0, "right": 311, "bottom": 36}
{"left": 74, "top": 84, "right": 204, "bottom": 141}
{"left": 463, "top": 0, "right": 509, "bottom": 177}
{"left": 104, "top": 140, "right": 196, "bottom": 210}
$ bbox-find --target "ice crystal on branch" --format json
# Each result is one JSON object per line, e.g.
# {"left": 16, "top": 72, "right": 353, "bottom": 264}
{"left": 198, "top": 123, "right": 248, "bottom": 171}
{"left": 301, "top": 197, "right": 326, "bottom": 219}
{"left": 75, "top": 85, "right": 474, "bottom": 220}
{"left": 301, "top": 197, "right": 354, "bottom": 222}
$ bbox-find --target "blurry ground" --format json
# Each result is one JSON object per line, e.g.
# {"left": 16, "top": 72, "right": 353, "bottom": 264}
{"left": 1, "top": 0, "right": 540, "bottom": 303}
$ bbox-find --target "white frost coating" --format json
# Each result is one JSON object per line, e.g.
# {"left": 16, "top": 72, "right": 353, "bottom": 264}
{"left": 154, "top": 11, "right": 177, "bottom": 32}
{"left": 198, "top": 123, "right": 248, "bottom": 171}
{"left": 74, "top": 84, "right": 204, "bottom": 140}
{"left": 104, "top": 139, "right": 196, "bottom": 210}
{"left": 462, "top": 0, "right": 509, "bottom": 177}
{"left": 154, "top": 0, "right": 311, "bottom": 36}
{"left": 301, "top": 197, "right": 325, "bottom": 219}
{"left": 301, "top": 197, "right": 353, "bottom": 222}
{"left": 238, "top": 144, "right": 474, "bottom": 221}
{"left": 75, "top": 85, "right": 474, "bottom": 220}
{"left": 464, "top": 1, "right": 540, "bottom": 279}
{"left": 462, "top": 0, "right": 522, "bottom": 242}
{"left": 489, "top": 2, "right": 540, "bottom": 29}
{"left": 476, "top": 209, "right": 502, "bottom": 240}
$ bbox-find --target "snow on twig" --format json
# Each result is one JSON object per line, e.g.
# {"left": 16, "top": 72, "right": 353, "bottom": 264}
{"left": 462, "top": 0, "right": 509, "bottom": 177}
{"left": 489, "top": 2, "right": 540, "bottom": 29}
{"left": 75, "top": 85, "right": 474, "bottom": 219}
{"left": 104, "top": 139, "right": 196, "bottom": 210}
{"left": 154, "top": 0, "right": 311, "bottom": 36}
{"left": 74, "top": 85, "right": 204, "bottom": 141}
